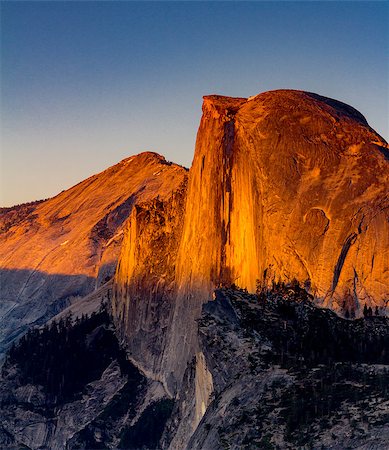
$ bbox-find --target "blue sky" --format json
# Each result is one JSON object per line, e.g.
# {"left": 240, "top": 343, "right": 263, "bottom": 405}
{"left": 1, "top": 1, "right": 388, "bottom": 206}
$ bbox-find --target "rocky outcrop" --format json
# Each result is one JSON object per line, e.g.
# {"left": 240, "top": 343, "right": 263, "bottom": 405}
{"left": 188, "top": 287, "right": 389, "bottom": 449}
{"left": 0, "top": 307, "right": 174, "bottom": 450}
{"left": 0, "top": 152, "right": 187, "bottom": 356}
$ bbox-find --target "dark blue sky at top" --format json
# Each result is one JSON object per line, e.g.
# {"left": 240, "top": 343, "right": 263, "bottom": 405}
{"left": 1, "top": 1, "right": 388, "bottom": 205}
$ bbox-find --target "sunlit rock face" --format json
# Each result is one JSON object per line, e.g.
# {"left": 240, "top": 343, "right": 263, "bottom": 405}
{"left": 178, "top": 90, "right": 388, "bottom": 311}
{"left": 112, "top": 90, "right": 388, "bottom": 397}
{"left": 174, "top": 90, "right": 387, "bottom": 375}
{"left": 0, "top": 152, "right": 187, "bottom": 355}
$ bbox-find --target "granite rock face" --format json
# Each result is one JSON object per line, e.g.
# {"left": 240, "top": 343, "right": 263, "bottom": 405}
{"left": 111, "top": 90, "right": 388, "bottom": 446}
{"left": 0, "top": 152, "right": 187, "bottom": 356}
{"left": 112, "top": 183, "right": 188, "bottom": 386}
{"left": 182, "top": 91, "right": 388, "bottom": 310}
{"left": 113, "top": 90, "right": 388, "bottom": 368}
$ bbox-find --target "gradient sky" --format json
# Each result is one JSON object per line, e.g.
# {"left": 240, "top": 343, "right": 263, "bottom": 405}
{"left": 1, "top": 1, "right": 388, "bottom": 207}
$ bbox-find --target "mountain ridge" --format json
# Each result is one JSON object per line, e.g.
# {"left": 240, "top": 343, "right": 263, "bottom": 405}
{"left": 0, "top": 89, "right": 388, "bottom": 449}
{"left": 0, "top": 151, "right": 187, "bottom": 357}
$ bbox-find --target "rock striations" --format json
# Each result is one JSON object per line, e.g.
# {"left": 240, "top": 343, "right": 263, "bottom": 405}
{"left": 111, "top": 90, "right": 388, "bottom": 445}
{"left": 180, "top": 90, "right": 388, "bottom": 308}
{"left": 0, "top": 152, "right": 187, "bottom": 356}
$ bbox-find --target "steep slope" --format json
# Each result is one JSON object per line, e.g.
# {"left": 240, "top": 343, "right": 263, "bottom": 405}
{"left": 112, "top": 90, "right": 388, "bottom": 446}
{"left": 113, "top": 185, "right": 187, "bottom": 382}
{"left": 0, "top": 152, "right": 187, "bottom": 356}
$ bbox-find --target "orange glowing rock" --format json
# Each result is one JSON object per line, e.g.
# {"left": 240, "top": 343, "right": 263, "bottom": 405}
{"left": 112, "top": 90, "right": 388, "bottom": 404}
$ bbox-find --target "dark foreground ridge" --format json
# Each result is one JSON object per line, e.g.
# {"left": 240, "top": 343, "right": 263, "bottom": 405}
{"left": 187, "top": 285, "right": 389, "bottom": 449}
{"left": 1, "top": 285, "right": 388, "bottom": 449}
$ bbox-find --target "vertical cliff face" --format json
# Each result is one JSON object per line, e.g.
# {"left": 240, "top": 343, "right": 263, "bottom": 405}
{"left": 112, "top": 181, "right": 187, "bottom": 382}
{"left": 161, "top": 97, "right": 249, "bottom": 392}
{"left": 171, "top": 90, "right": 388, "bottom": 309}
{"left": 114, "top": 90, "right": 389, "bottom": 392}
{"left": 175, "top": 96, "right": 247, "bottom": 291}
{"left": 111, "top": 90, "right": 388, "bottom": 446}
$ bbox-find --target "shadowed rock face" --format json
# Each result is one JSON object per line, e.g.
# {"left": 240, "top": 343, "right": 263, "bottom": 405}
{"left": 0, "top": 152, "right": 187, "bottom": 355}
{"left": 111, "top": 90, "right": 388, "bottom": 445}
{"left": 112, "top": 184, "right": 188, "bottom": 383}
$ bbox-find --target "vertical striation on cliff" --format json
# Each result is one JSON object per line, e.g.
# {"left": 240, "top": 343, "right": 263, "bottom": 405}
{"left": 170, "top": 90, "right": 388, "bottom": 310}
{"left": 112, "top": 180, "right": 188, "bottom": 383}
